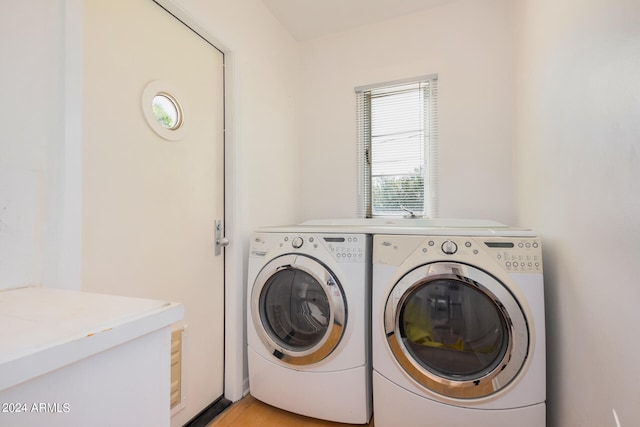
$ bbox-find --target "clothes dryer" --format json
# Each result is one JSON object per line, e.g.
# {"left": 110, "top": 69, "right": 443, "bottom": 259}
{"left": 247, "top": 228, "right": 372, "bottom": 424}
{"left": 371, "top": 231, "right": 545, "bottom": 427}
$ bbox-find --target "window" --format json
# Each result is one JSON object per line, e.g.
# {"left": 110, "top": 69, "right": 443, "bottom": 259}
{"left": 152, "top": 93, "right": 183, "bottom": 130}
{"left": 356, "top": 75, "right": 438, "bottom": 218}
{"left": 141, "top": 80, "right": 187, "bottom": 141}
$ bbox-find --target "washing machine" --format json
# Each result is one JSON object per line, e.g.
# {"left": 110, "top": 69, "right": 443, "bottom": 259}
{"left": 247, "top": 228, "right": 372, "bottom": 424}
{"left": 371, "top": 230, "right": 545, "bottom": 427}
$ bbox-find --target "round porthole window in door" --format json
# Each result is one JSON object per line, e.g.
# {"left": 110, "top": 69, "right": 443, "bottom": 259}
{"left": 141, "top": 80, "right": 188, "bottom": 141}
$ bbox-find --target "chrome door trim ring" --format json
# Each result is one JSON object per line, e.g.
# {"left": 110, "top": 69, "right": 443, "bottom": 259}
{"left": 252, "top": 254, "right": 347, "bottom": 365}
{"left": 384, "top": 261, "right": 529, "bottom": 399}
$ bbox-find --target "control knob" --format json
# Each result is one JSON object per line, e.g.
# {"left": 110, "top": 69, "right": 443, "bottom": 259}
{"left": 292, "top": 237, "right": 304, "bottom": 249}
{"left": 441, "top": 240, "right": 458, "bottom": 255}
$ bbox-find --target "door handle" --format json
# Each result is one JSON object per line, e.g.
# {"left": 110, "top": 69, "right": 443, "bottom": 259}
{"left": 215, "top": 219, "right": 229, "bottom": 256}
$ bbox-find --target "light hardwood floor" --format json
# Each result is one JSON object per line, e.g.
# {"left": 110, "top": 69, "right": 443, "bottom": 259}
{"left": 207, "top": 395, "right": 374, "bottom": 427}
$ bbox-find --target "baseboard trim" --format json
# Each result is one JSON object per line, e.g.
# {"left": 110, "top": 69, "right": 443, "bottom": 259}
{"left": 183, "top": 397, "right": 232, "bottom": 427}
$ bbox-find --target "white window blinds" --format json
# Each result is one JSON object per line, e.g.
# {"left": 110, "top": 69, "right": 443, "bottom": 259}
{"left": 356, "top": 75, "right": 438, "bottom": 218}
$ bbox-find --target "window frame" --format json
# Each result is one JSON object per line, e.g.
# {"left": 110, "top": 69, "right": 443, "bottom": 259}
{"left": 356, "top": 75, "right": 438, "bottom": 218}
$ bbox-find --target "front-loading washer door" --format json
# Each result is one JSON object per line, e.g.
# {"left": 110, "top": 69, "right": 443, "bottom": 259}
{"left": 384, "top": 262, "right": 529, "bottom": 399}
{"left": 252, "top": 254, "right": 347, "bottom": 366}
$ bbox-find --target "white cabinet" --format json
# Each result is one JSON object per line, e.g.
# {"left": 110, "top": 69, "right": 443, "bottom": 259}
{"left": 0, "top": 287, "right": 183, "bottom": 427}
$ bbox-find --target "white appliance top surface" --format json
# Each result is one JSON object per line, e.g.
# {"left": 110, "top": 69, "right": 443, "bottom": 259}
{"left": 258, "top": 218, "right": 536, "bottom": 237}
{"left": 302, "top": 218, "right": 508, "bottom": 227}
{"left": 0, "top": 286, "right": 183, "bottom": 391}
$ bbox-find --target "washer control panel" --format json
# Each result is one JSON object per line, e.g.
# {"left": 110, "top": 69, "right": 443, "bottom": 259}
{"left": 253, "top": 233, "right": 368, "bottom": 263}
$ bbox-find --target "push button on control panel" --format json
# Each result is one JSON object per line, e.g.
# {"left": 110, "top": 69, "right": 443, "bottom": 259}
{"left": 325, "top": 236, "right": 366, "bottom": 263}
{"left": 334, "top": 246, "right": 365, "bottom": 261}
{"left": 490, "top": 239, "right": 543, "bottom": 272}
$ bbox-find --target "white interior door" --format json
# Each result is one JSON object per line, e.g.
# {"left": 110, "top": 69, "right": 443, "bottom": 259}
{"left": 81, "top": 1, "right": 225, "bottom": 425}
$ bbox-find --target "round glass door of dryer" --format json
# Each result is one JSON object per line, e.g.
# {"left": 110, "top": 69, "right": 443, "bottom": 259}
{"left": 384, "top": 262, "right": 529, "bottom": 399}
{"left": 252, "top": 254, "right": 347, "bottom": 366}
{"left": 400, "top": 278, "right": 508, "bottom": 380}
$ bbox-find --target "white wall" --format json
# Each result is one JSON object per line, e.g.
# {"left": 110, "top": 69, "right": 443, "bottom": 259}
{"left": 514, "top": 0, "right": 640, "bottom": 426}
{"left": 0, "top": 1, "right": 67, "bottom": 290}
{"left": 299, "top": 0, "right": 516, "bottom": 224}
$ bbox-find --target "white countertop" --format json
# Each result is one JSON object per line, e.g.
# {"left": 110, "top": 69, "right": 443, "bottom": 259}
{"left": 0, "top": 286, "right": 183, "bottom": 392}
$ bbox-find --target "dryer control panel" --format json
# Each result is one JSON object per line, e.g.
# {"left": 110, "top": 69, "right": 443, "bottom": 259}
{"left": 376, "top": 235, "right": 543, "bottom": 273}
{"left": 423, "top": 237, "right": 543, "bottom": 273}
